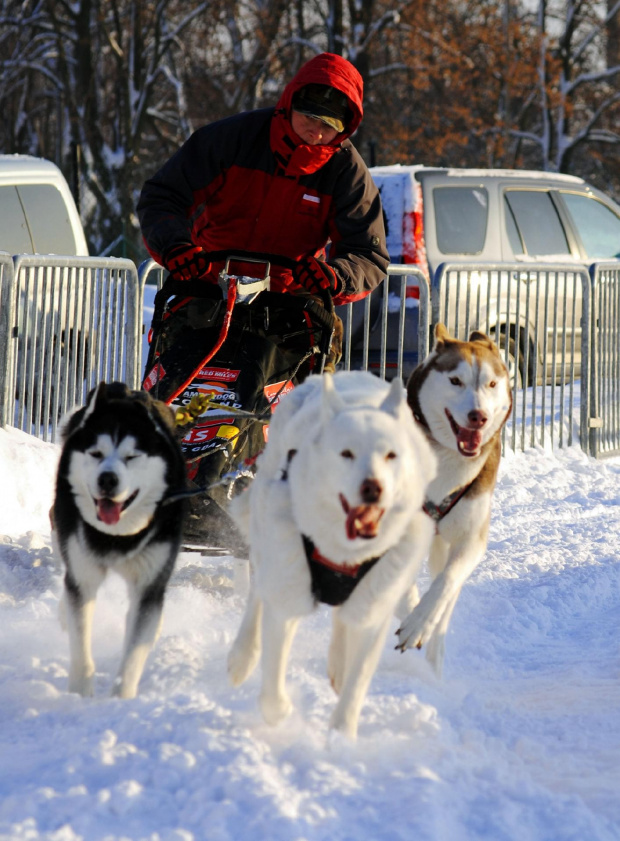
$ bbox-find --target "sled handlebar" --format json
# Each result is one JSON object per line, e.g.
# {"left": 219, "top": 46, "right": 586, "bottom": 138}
{"left": 218, "top": 256, "right": 271, "bottom": 304}
{"left": 222, "top": 255, "right": 271, "bottom": 281}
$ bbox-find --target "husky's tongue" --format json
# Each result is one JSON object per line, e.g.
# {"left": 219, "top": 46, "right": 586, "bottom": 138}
{"left": 96, "top": 498, "right": 123, "bottom": 525}
{"left": 340, "top": 495, "right": 385, "bottom": 540}
{"left": 456, "top": 427, "right": 482, "bottom": 456}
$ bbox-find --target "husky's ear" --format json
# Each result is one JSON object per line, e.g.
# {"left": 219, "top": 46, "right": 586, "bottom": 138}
{"left": 88, "top": 381, "right": 106, "bottom": 406}
{"left": 379, "top": 377, "right": 405, "bottom": 418}
{"left": 87, "top": 381, "right": 111, "bottom": 417}
{"left": 434, "top": 323, "right": 451, "bottom": 346}
{"left": 61, "top": 381, "right": 106, "bottom": 440}
{"left": 320, "top": 373, "right": 346, "bottom": 425}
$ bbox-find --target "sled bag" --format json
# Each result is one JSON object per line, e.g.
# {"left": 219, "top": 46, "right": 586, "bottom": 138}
{"left": 142, "top": 284, "right": 332, "bottom": 494}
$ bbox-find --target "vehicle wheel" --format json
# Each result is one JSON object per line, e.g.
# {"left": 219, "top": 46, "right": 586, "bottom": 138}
{"left": 499, "top": 334, "right": 523, "bottom": 389}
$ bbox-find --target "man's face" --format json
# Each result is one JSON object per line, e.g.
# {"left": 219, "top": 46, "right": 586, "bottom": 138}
{"left": 291, "top": 111, "right": 339, "bottom": 145}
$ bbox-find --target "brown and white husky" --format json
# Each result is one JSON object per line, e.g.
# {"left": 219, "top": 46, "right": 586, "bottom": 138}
{"left": 396, "top": 324, "right": 512, "bottom": 676}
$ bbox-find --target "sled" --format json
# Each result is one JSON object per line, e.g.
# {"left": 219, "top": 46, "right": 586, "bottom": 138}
{"left": 143, "top": 257, "right": 337, "bottom": 553}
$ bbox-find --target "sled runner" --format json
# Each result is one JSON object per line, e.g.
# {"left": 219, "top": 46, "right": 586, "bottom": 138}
{"left": 143, "top": 257, "right": 338, "bottom": 554}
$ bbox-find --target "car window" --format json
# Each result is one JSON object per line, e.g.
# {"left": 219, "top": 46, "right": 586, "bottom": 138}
{"left": 0, "top": 185, "right": 34, "bottom": 253}
{"left": 18, "top": 184, "right": 78, "bottom": 255}
{"left": 432, "top": 187, "right": 488, "bottom": 254}
{"left": 504, "top": 190, "right": 570, "bottom": 256}
{"left": 561, "top": 192, "right": 620, "bottom": 259}
{"left": 504, "top": 198, "right": 524, "bottom": 254}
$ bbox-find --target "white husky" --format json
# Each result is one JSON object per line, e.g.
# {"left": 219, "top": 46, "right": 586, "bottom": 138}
{"left": 396, "top": 324, "right": 512, "bottom": 675}
{"left": 227, "top": 371, "right": 436, "bottom": 739}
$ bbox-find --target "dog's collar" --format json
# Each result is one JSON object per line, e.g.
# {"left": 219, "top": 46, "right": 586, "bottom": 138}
{"left": 423, "top": 481, "right": 475, "bottom": 524}
{"left": 302, "top": 534, "right": 382, "bottom": 606}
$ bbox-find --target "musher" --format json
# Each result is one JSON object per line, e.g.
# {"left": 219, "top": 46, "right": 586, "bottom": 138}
{"left": 137, "top": 51, "right": 388, "bottom": 552}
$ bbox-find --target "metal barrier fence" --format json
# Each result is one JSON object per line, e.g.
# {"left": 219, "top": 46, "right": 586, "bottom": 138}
{"left": 588, "top": 262, "right": 620, "bottom": 459}
{"left": 138, "top": 261, "right": 432, "bottom": 384}
{"left": 0, "top": 255, "right": 140, "bottom": 442}
{"left": 140, "top": 259, "right": 165, "bottom": 292}
{"left": 339, "top": 265, "right": 431, "bottom": 381}
{"left": 434, "top": 263, "right": 591, "bottom": 453}
{"left": 0, "top": 254, "right": 16, "bottom": 428}
{"left": 3, "top": 255, "right": 620, "bottom": 459}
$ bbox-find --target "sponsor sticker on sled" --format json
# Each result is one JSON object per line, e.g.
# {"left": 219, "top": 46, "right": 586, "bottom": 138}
{"left": 183, "top": 419, "right": 238, "bottom": 445}
{"left": 264, "top": 380, "right": 294, "bottom": 410}
{"left": 195, "top": 367, "right": 240, "bottom": 383}
{"left": 143, "top": 363, "right": 164, "bottom": 392}
{"left": 201, "top": 384, "right": 241, "bottom": 410}
{"left": 175, "top": 383, "right": 242, "bottom": 415}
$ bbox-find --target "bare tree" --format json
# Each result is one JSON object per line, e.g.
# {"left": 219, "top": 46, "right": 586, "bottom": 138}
{"left": 2, "top": 0, "right": 620, "bottom": 258}
{"left": 361, "top": 0, "right": 541, "bottom": 169}
{"left": 608, "top": 0, "right": 620, "bottom": 66}
{"left": 0, "top": 0, "right": 211, "bottom": 255}
{"left": 510, "top": 0, "right": 620, "bottom": 175}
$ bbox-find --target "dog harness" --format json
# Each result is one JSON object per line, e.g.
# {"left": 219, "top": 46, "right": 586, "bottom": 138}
{"left": 302, "top": 534, "right": 381, "bottom": 606}
{"left": 413, "top": 414, "right": 477, "bottom": 527}
{"left": 423, "top": 480, "right": 475, "bottom": 525}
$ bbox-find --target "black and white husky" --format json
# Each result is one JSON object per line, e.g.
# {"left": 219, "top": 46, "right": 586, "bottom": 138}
{"left": 52, "top": 382, "right": 187, "bottom": 699}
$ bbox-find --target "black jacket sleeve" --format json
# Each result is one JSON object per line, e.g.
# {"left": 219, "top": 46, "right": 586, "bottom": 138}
{"left": 326, "top": 143, "right": 389, "bottom": 304}
{"left": 136, "top": 114, "right": 250, "bottom": 263}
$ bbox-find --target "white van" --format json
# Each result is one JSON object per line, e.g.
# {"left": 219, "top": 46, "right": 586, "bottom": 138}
{"left": 0, "top": 154, "right": 88, "bottom": 256}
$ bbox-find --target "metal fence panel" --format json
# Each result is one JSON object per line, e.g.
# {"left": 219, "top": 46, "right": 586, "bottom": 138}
{"left": 139, "top": 258, "right": 165, "bottom": 293}
{"left": 139, "top": 261, "right": 432, "bottom": 385}
{"left": 3, "top": 255, "right": 140, "bottom": 442}
{"left": 588, "top": 262, "right": 620, "bottom": 459}
{"left": 339, "top": 265, "right": 431, "bottom": 380}
{"left": 0, "top": 254, "right": 16, "bottom": 428}
{"left": 7, "top": 255, "right": 620, "bottom": 461}
{"left": 434, "top": 263, "right": 591, "bottom": 453}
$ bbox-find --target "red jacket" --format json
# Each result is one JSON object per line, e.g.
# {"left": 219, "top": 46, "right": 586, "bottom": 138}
{"left": 137, "top": 53, "right": 388, "bottom": 305}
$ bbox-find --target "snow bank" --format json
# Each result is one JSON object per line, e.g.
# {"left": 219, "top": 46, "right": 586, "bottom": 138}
{"left": 1, "top": 426, "right": 619, "bottom": 840}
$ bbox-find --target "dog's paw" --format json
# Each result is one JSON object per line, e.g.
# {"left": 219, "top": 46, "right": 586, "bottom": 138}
{"left": 260, "top": 691, "right": 293, "bottom": 726}
{"left": 395, "top": 601, "right": 439, "bottom": 653}
{"left": 68, "top": 671, "right": 94, "bottom": 697}
{"left": 111, "top": 676, "right": 139, "bottom": 699}
{"left": 328, "top": 708, "right": 359, "bottom": 742}
{"left": 326, "top": 727, "right": 357, "bottom": 754}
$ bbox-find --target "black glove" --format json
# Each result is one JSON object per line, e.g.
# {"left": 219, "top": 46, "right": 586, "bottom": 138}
{"left": 294, "top": 256, "right": 342, "bottom": 297}
{"left": 164, "top": 244, "right": 212, "bottom": 281}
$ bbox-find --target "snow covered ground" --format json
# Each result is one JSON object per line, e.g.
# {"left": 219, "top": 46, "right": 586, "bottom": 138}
{"left": 1, "top": 424, "right": 619, "bottom": 841}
